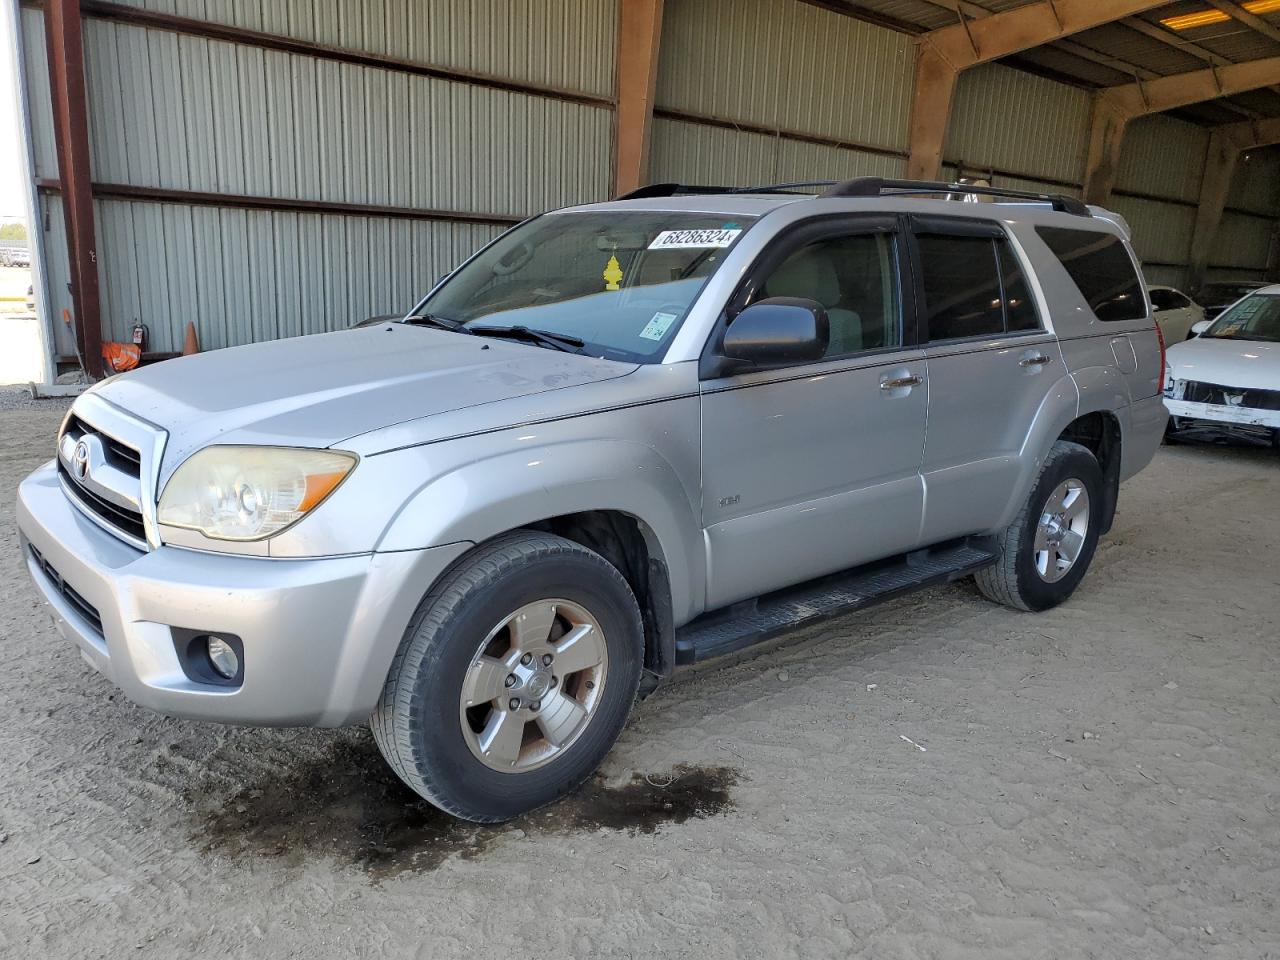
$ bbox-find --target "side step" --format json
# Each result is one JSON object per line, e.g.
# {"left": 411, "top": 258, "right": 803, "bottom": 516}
{"left": 674, "top": 541, "right": 996, "bottom": 665}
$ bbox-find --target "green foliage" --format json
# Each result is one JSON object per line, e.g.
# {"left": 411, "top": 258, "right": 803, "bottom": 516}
{"left": 0, "top": 222, "right": 29, "bottom": 242}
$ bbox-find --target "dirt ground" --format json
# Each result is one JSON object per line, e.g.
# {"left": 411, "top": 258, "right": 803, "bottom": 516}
{"left": 2, "top": 394, "right": 1278, "bottom": 960}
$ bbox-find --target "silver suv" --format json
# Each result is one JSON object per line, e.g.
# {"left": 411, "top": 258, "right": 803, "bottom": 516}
{"left": 17, "top": 177, "right": 1167, "bottom": 822}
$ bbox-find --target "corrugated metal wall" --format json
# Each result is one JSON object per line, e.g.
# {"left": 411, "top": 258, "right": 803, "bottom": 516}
{"left": 106, "top": 0, "right": 617, "bottom": 95}
{"left": 18, "top": 0, "right": 1279, "bottom": 363}
{"left": 20, "top": 0, "right": 617, "bottom": 356}
{"left": 946, "top": 64, "right": 1090, "bottom": 188}
{"left": 1115, "top": 115, "right": 1208, "bottom": 204}
{"left": 1109, "top": 115, "right": 1210, "bottom": 290}
{"left": 649, "top": 0, "right": 911, "bottom": 185}
{"left": 1211, "top": 146, "right": 1280, "bottom": 279}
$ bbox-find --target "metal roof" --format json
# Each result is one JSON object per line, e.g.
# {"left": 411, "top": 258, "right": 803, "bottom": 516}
{"left": 829, "top": 0, "right": 1280, "bottom": 126}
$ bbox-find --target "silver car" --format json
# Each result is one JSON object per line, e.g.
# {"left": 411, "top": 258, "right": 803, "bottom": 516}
{"left": 17, "top": 178, "right": 1167, "bottom": 822}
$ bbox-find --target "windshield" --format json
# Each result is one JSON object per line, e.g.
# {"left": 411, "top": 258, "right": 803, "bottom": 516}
{"left": 1203, "top": 294, "right": 1280, "bottom": 342}
{"left": 1204, "top": 283, "right": 1260, "bottom": 304}
{"left": 416, "top": 211, "right": 756, "bottom": 362}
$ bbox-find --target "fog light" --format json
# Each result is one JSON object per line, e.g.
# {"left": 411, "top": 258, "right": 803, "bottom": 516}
{"left": 205, "top": 636, "right": 240, "bottom": 679}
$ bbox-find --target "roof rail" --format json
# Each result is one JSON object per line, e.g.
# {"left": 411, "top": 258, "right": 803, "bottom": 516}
{"left": 821, "top": 177, "right": 1091, "bottom": 217}
{"left": 615, "top": 183, "right": 734, "bottom": 200}
{"left": 615, "top": 181, "right": 836, "bottom": 200}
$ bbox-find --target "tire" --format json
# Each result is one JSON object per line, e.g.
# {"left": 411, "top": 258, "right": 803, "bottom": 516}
{"left": 975, "top": 440, "right": 1104, "bottom": 613}
{"left": 371, "top": 531, "right": 643, "bottom": 822}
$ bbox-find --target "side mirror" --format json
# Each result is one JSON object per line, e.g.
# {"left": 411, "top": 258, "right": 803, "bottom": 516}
{"left": 723, "top": 298, "right": 829, "bottom": 366}
{"left": 1191, "top": 319, "right": 1212, "bottom": 337}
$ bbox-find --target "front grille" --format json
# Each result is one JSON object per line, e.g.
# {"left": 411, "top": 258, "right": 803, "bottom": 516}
{"left": 1181, "top": 380, "right": 1280, "bottom": 411}
{"left": 57, "top": 461, "right": 148, "bottom": 542}
{"left": 58, "top": 415, "right": 147, "bottom": 546}
{"left": 63, "top": 415, "right": 143, "bottom": 471}
{"left": 28, "top": 543, "right": 104, "bottom": 636}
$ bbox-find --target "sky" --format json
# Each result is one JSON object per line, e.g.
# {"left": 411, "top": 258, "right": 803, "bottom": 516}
{"left": 1, "top": 7, "right": 31, "bottom": 224}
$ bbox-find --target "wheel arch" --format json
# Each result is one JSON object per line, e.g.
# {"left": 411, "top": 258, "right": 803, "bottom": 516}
{"left": 375, "top": 439, "right": 704, "bottom": 678}
{"left": 1057, "top": 410, "right": 1123, "bottom": 534}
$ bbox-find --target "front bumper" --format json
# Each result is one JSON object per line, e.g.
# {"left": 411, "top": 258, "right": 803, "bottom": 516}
{"left": 16, "top": 460, "right": 470, "bottom": 727}
{"left": 1164, "top": 398, "right": 1280, "bottom": 430}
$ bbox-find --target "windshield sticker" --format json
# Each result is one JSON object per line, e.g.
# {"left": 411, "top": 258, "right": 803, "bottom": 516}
{"left": 602, "top": 254, "right": 624, "bottom": 291}
{"left": 639, "top": 311, "right": 679, "bottom": 341}
{"left": 648, "top": 228, "right": 742, "bottom": 250}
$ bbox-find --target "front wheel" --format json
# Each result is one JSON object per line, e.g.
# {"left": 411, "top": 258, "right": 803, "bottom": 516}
{"left": 371, "top": 531, "right": 643, "bottom": 822}
{"left": 975, "top": 440, "right": 1104, "bottom": 612}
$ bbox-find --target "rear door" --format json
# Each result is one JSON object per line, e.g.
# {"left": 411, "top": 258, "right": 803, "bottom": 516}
{"left": 910, "top": 216, "right": 1064, "bottom": 544}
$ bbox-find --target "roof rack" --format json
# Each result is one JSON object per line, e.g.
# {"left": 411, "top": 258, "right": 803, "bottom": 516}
{"left": 821, "top": 176, "right": 1091, "bottom": 217}
{"left": 616, "top": 177, "right": 1092, "bottom": 217}
{"left": 615, "top": 181, "right": 836, "bottom": 200}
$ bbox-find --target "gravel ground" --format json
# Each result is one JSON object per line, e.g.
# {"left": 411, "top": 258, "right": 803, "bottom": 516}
{"left": 2, "top": 398, "right": 1278, "bottom": 959}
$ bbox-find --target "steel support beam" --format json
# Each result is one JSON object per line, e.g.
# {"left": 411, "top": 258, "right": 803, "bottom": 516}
{"left": 1205, "top": 0, "right": 1280, "bottom": 46}
{"left": 1188, "top": 117, "right": 1280, "bottom": 290}
{"left": 905, "top": 0, "right": 1169, "bottom": 180}
{"left": 1083, "top": 56, "right": 1280, "bottom": 205}
{"left": 43, "top": 0, "right": 103, "bottom": 378}
{"left": 613, "top": 0, "right": 664, "bottom": 196}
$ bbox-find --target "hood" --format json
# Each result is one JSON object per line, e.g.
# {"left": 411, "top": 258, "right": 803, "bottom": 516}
{"left": 94, "top": 325, "right": 636, "bottom": 467}
{"left": 1166, "top": 336, "right": 1280, "bottom": 392}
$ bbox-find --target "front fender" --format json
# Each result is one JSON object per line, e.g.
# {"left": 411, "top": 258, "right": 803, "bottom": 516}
{"left": 376, "top": 439, "right": 705, "bottom": 623}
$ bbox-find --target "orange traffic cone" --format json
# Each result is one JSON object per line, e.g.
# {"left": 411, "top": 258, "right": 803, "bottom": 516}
{"left": 182, "top": 322, "right": 200, "bottom": 356}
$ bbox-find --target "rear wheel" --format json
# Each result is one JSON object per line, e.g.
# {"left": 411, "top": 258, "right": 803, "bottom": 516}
{"left": 975, "top": 440, "right": 1104, "bottom": 612}
{"left": 371, "top": 531, "right": 643, "bottom": 822}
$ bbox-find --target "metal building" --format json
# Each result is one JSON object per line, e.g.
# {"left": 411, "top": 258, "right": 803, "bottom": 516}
{"left": 9, "top": 0, "right": 1280, "bottom": 379}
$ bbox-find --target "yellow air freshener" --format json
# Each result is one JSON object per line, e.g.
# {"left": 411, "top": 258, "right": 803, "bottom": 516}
{"left": 603, "top": 254, "right": 623, "bottom": 291}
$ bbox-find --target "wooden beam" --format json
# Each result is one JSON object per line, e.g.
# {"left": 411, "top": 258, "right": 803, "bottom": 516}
{"left": 906, "top": 0, "right": 1168, "bottom": 180}
{"left": 1083, "top": 56, "right": 1280, "bottom": 203}
{"left": 613, "top": 0, "right": 664, "bottom": 196}
{"left": 43, "top": 0, "right": 102, "bottom": 379}
{"left": 1188, "top": 117, "right": 1280, "bottom": 289}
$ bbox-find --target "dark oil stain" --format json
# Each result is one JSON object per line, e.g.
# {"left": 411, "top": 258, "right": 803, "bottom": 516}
{"left": 191, "top": 736, "right": 736, "bottom": 880}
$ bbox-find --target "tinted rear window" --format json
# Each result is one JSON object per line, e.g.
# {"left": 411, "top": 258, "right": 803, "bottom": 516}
{"left": 1036, "top": 226, "right": 1145, "bottom": 322}
{"left": 918, "top": 234, "right": 1004, "bottom": 340}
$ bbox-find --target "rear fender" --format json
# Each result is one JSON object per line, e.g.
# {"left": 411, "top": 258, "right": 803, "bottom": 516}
{"left": 992, "top": 372, "right": 1080, "bottom": 530}
{"left": 376, "top": 439, "right": 705, "bottom": 624}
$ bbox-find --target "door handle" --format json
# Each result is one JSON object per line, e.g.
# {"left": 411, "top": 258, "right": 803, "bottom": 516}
{"left": 880, "top": 374, "right": 923, "bottom": 390}
{"left": 1019, "top": 354, "right": 1052, "bottom": 367}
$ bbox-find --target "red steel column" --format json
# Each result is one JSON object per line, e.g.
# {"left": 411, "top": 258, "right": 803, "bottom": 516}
{"left": 44, "top": 0, "right": 104, "bottom": 378}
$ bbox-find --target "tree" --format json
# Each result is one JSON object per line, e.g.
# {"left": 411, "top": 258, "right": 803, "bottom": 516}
{"left": 0, "top": 222, "right": 29, "bottom": 242}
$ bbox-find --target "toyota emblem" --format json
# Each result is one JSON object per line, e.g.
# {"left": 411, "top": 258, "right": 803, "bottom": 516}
{"left": 72, "top": 439, "right": 91, "bottom": 480}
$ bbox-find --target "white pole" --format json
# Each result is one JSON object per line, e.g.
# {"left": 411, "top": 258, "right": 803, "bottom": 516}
{"left": 2, "top": 0, "right": 57, "bottom": 385}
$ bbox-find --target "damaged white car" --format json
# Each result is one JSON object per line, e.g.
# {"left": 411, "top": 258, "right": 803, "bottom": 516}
{"left": 1164, "top": 284, "right": 1280, "bottom": 448}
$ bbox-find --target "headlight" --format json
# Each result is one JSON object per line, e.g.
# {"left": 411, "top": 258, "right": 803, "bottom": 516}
{"left": 158, "top": 446, "right": 357, "bottom": 541}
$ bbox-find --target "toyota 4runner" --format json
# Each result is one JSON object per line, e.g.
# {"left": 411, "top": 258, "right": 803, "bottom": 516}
{"left": 17, "top": 177, "right": 1167, "bottom": 822}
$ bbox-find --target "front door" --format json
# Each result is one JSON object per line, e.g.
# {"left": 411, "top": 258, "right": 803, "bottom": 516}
{"left": 699, "top": 217, "right": 928, "bottom": 610}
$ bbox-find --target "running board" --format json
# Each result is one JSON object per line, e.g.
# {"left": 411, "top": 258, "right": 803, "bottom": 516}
{"left": 674, "top": 541, "right": 997, "bottom": 664}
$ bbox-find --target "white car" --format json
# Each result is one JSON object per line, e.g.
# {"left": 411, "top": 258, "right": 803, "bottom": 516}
{"left": 1164, "top": 284, "right": 1280, "bottom": 448}
{"left": 1147, "top": 284, "right": 1205, "bottom": 343}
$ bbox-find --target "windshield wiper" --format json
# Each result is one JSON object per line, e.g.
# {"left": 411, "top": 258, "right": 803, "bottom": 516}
{"left": 403, "top": 313, "right": 470, "bottom": 333}
{"left": 469, "top": 324, "right": 585, "bottom": 354}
